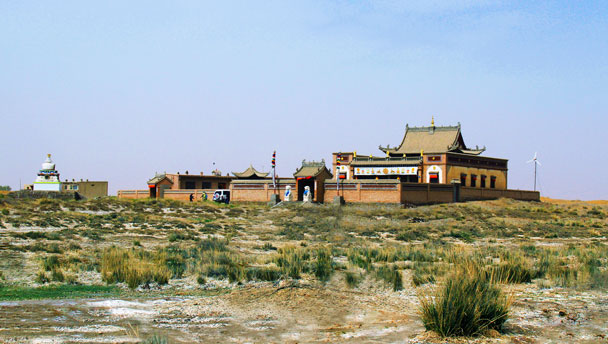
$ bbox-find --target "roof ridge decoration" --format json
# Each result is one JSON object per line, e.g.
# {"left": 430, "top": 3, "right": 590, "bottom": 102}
{"left": 293, "top": 159, "right": 332, "bottom": 178}
{"left": 378, "top": 121, "right": 484, "bottom": 155}
{"left": 301, "top": 159, "right": 326, "bottom": 167}
{"left": 148, "top": 173, "right": 173, "bottom": 185}
{"left": 232, "top": 165, "right": 269, "bottom": 178}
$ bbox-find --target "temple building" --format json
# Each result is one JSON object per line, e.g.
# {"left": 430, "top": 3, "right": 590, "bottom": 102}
{"left": 33, "top": 154, "right": 62, "bottom": 191}
{"left": 118, "top": 119, "right": 538, "bottom": 204}
{"left": 332, "top": 120, "right": 508, "bottom": 189}
{"left": 293, "top": 160, "right": 333, "bottom": 202}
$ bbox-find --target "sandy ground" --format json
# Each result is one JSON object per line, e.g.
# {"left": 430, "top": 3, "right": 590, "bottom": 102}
{"left": 1, "top": 279, "right": 607, "bottom": 344}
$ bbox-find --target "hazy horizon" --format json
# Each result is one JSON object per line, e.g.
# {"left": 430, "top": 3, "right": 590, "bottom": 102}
{"left": 2, "top": 1, "right": 607, "bottom": 200}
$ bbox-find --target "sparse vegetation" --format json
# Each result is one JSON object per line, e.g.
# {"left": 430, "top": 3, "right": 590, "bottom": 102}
{"left": 0, "top": 196, "right": 606, "bottom": 341}
{"left": 101, "top": 247, "right": 171, "bottom": 289}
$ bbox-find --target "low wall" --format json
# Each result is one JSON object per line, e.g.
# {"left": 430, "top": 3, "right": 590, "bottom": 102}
{"left": 324, "top": 180, "right": 402, "bottom": 204}
{"left": 117, "top": 182, "right": 540, "bottom": 204}
{"left": 117, "top": 190, "right": 149, "bottom": 199}
{"left": 460, "top": 187, "right": 539, "bottom": 202}
{"left": 230, "top": 179, "right": 296, "bottom": 202}
{"left": 7, "top": 190, "right": 81, "bottom": 200}
{"left": 163, "top": 189, "right": 216, "bottom": 201}
{"left": 324, "top": 180, "right": 540, "bottom": 205}
{"left": 401, "top": 183, "right": 454, "bottom": 204}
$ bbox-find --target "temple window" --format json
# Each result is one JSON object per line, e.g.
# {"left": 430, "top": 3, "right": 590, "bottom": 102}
{"left": 460, "top": 173, "right": 467, "bottom": 185}
{"left": 481, "top": 175, "right": 487, "bottom": 188}
{"left": 471, "top": 174, "right": 477, "bottom": 187}
{"left": 490, "top": 176, "right": 496, "bottom": 189}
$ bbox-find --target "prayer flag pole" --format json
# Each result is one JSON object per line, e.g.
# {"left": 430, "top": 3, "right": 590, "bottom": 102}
{"left": 272, "top": 150, "right": 276, "bottom": 191}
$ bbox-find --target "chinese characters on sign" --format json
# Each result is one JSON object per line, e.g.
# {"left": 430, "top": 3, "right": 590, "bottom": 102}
{"left": 354, "top": 167, "right": 418, "bottom": 176}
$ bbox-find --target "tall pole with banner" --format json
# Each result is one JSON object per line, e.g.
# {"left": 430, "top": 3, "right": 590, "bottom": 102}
{"left": 272, "top": 151, "right": 277, "bottom": 193}
{"left": 336, "top": 152, "right": 341, "bottom": 193}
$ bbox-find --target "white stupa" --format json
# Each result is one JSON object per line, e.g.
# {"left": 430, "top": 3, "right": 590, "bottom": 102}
{"left": 33, "top": 154, "right": 62, "bottom": 191}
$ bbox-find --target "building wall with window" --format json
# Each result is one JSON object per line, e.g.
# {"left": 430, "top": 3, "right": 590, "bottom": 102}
{"left": 62, "top": 181, "right": 108, "bottom": 199}
{"left": 164, "top": 174, "right": 233, "bottom": 190}
{"left": 445, "top": 166, "right": 507, "bottom": 190}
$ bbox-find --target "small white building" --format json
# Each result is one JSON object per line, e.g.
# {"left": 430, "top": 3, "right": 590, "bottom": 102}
{"left": 33, "top": 154, "right": 62, "bottom": 192}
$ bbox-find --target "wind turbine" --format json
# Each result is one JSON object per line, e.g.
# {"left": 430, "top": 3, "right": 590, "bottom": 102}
{"left": 527, "top": 152, "right": 541, "bottom": 191}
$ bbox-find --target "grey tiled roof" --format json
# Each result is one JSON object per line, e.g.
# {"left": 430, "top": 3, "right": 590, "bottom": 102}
{"left": 379, "top": 124, "right": 484, "bottom": 155}
{"left": 232, "top": 165, "right": 269, "bottom": 178}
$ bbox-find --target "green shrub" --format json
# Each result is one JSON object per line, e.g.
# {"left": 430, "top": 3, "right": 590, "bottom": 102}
{"left": 46, "top": 244, "right": 63, "bottom": 254}
{"left": 101, "top": 247, "right": 171, "bottom": 289}
{"left": 168, "top": 232, "right": 186, "bottom": 242}
{"left": 261, "top": 242, "right": 277, "bottom": 251}
{"left": 163, "top": 250, "right": 186, "bottom": 278}
{"left": 375, "top": 265, "right": 403, "bottom": 291}
{"left": 36, "top": 271, "right": 50, "bottom": 284}
{"left": 142, "top": 335, "right": 168, "bottom": 344}
{"left": 489, "top": 260, "right": 533, "bottom": 284}
{"left": 412, "top": 272, "right": 436, "bottom": 286}
{"left": 396, "top": 228, "right": 429, "bottom": 241}
{"left": 274, "top": 246, "right": 310, "bottom": 279}
{"left": 199, "top": 250, "right": 245, "bottom": 283}
{"left": 419, "top": 270, "right": 510, "bottom": 337}
{"left": 347, "top": 249, "right": 373, "bottom": 271}
{"left": 444, "top": 230, "right": 473, "bottom": 243}
{"left": 1, "top": 209, "right": 9, "bottom": 216}
{"left": 42, "top": 255, "right": 61, "bottom": 271}
{"left": 313, "top": 248, "right": 333, "bottom": 283}
{"left": 344, "top": 271, "right": 361, "bottom": 288}
{"left": 246, "top": 266, "right": 281, "bottom": 281}
{"left": 197, "top": 237, "right": 227, "bottom": 252}
{"left": 51, "top": 269, "right": 65, "bottom": 282}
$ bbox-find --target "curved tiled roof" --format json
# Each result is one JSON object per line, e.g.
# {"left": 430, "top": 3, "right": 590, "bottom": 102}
{"left": 147, "top": 174, "right": 173, "bottom": 185}
{"left": 379, "top": 123, "right": 484, "bottom": 155}
{"left": 293, "top": 160, "right": 333, "bottom": 178}
{"left": 232, "top": 165, "right": 269, "bottom": 178}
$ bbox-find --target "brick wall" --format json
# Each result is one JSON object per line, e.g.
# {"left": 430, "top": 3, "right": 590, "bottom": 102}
{"left": 230, "top": 179, "right": 296, "bottom": 202}
{"left": 324, "top": 181, "right": 539, "bottom": 205}
{"left": 324, "top": 181, "right": 402, "bottom": 203}
{"left": 401, "top": 183, "right": 454, "bottom": 204}
{"left": 460, "top": 187, "right": 539, "bottom": 202}
{"left": 163, "top": 189, "right": 216, "bottom": 201}
{"left": 117, "top": 190, "right": 149, "bottom": 199}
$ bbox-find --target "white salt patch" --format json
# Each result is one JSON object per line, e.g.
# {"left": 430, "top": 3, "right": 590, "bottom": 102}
{"left": 109, "top": 307, "right": 155, "bottom": 317}
{"left": 51, "top": 325, "right": 124, "bottom": 333}
{"left": 87, "top": 300, "right": 148, "bottom": 308}
{"left": 341, "top": 326, "right": 407, "bottom": 339}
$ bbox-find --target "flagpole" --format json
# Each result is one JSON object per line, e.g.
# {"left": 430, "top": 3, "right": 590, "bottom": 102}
{"left": 336, "top": 152, "right": 341, "bottom": 193}
{"left": 272, "top": 150, "right": 277, "bottom": 194}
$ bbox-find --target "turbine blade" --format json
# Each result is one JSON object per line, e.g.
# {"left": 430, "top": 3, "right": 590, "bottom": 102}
{"left": 527, "top": 160, "right": 534, "bottom": 163}
{"left": 536, "top": 160, "right": 541, "bottom": 166}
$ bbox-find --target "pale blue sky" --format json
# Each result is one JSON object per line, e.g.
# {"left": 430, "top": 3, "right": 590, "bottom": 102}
{"left": 1, "top": 1, "right": 607, "bottom": 199}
